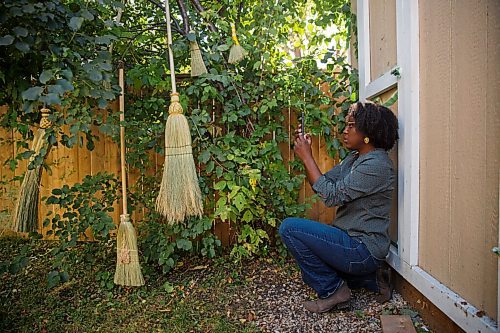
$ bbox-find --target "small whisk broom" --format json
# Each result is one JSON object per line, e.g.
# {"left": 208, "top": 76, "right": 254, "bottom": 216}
{"left": 228, "top": 22, "right": 248, "bottom": 64}
{"left": 190, "top": 31, "right": 207, "bottom": 77}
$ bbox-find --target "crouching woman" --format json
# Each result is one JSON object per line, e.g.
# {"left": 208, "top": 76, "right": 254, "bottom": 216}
{"left": 279, "top": 102, "right": 398, "bottom": 313}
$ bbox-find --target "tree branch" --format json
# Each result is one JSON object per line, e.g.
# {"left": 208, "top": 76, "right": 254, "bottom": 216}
{"left": 126, "top": 24, "right": 183, "bottom": 38}
{"left": 190, "top": 0, "right": 217, "bottom": 33}
{"left": 144, "top": 0, "right": 186, "bottom": 37}
{"left": 176, "top": 0, "right": 191, "bottom": 35}
{"left": 144, "top": 0, "right": 165, "bottom": 12}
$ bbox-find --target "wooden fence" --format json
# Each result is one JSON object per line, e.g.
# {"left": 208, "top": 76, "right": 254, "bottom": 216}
{"left": 0, "top": 102, "right": 338, "bottom": 244}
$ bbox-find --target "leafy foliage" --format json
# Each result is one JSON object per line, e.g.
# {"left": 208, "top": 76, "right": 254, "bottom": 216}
{"left": 1, "top": 0, "right": 358, "bottom": 281}
{"left": 42, "top": 172, "right": 119, "bottom": 283}
{"left": 0, "top": 0, "right": 121, "bottom": 170}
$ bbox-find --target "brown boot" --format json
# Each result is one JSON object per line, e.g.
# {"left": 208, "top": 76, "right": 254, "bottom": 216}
{"left": 375, "top": 262, "right": 393, "bottom": 303}
{"left": 303, "top": 282, "right": 351, "bottom": 313}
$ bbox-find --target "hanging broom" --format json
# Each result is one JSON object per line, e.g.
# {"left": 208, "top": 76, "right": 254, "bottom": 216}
{"left": 12, "top": 107, "right": 52, "bottom": 233}
{"left": 155, "top": 0, "right": 203, "bottom": 224}
{"left": 190, "top": 31, "right": 207, "bottom": 77}
{"left": 114, "top": 62, "right": 145, "bottom": 287}
{"left": 228, "top": 22, "right": 248, "bottom": 64}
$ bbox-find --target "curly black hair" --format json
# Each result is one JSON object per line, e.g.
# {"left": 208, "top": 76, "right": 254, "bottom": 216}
{"left": 351, "top": 102, "right": 399, "bottom": 151}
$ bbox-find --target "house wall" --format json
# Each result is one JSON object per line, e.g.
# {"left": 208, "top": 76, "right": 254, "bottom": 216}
{"left": 419, "top": 0, "right": 500, "bottom": 320}
{"left": 369, "top": 0, "right": 397, "bottom": 81}
{"left": 360, "top": 0, "right": 400, "bottom": 243}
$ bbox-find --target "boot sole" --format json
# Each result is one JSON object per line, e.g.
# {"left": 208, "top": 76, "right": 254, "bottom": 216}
{"left": 317, "top": 300, "right": 351, "bottom": 313}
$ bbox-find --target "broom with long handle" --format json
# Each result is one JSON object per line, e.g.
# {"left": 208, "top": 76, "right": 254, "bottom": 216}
{"left": 114, "top": 63, "right": 145, "bottom": 287}
{"left": 155, "top": 0, "right": 203, "bottom": 224}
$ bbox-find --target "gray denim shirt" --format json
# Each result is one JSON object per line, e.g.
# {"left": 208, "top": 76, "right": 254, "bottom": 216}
{"left": 312, "top": 149, "right": 395, "bottom": 259}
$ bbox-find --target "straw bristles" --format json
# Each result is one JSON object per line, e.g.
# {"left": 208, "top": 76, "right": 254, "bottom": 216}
{"left": 114, "top": 214, "right": 144, "bottom": 286}
{"left": 190, "top": 41, "right": 207, "bottom": 77}
{"left": 228, "top": 44, "right": 248, "bottom": 64}
{"left": 156, "top": 107, "right": 203, "bottom": 224}
{"left": 12, "top": 128, "right": 47, "bottom": 233}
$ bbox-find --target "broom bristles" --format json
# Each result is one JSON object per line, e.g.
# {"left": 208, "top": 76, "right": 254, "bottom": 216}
{"left": 12, "top": 128, "right": 46, "bottom": 233}
{"left": 114, "top": 214, "right": 144, "bottom": 286}
{"left": 228, "top": 45, "right": 248, "bottom": 64}
{"left": 156, "top": 112, "right": 203, "bottom": 224}
{"left": 190, "top": 41, "right": 207, "bottom": 77}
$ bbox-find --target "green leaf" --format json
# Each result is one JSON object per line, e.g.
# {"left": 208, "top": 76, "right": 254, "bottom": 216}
{"left": 176, "top": 239, "right": 192, "bottom": 251}
{"left": 400, "top": 308, "right": 419, "bottom": 319}
{"left": 198, "top": 149, "right": 211, "bottom": 163}
{"left": 187, "top": 32, "right": 196, "bottom": 42}
{"left": 80, "top": 9, "right": 94, "bottom": 21}
{"left": 0, "top": 35, "right": 14, "bottom": 46}
{"left": 22, "top": 4, "right": 36, "bottom": 14}
{"left": 214, "top": 180, "right": 226, "bottom": 190}
{"left": 332, "top": 138, "right": 341, "bottom": 150}
{"left": 12, "top": 27, "right": 28, "bottom": 37}
{"left": 163, "top": 281, "right": 174, "bottom": 293}
{"left": 97, "top": 98, "right": 107, "bottom": 109}
{"left": 206, "top": 160, "right": 215, "bottom": 173}
{"left": 69, "top": 17, "right": 84, "bottom": 31}
{"left": 253, "top": 61, "right": 262, "bottom": 70}
{"left": 52, "top": 188, "right": 62, "bottom": 195}
{"left": 216, "top": 166, "right": 223, "bottom": 178}
{"left": 55, "top": 79, "right": 74, "bottom": 92}
{"left": 242, "top": 210, "right": 253, "bottom": 222}
{"left": 21, "top": 87, "right": 44, "bottom": 101}
{"left": 233, "top": 193, "right": 246, "bottom": 212}
{"left": 383, "top": 91, "right": 398, "bottom": 107}
{"left": 48, "top": 84, "right": 64, "bottom": 95}
{"left": 39, "top": 70, "right": 53, "bottom": 84}
{"left": 47, "top": 270, "right": 61, "bottom": 288}
{"left": 40, "top": 93, "right": 61, "bottom": 106}
{"left": 60, "top": 271, "right": 69, "bottom": 283}
{"left": 89, "top": 69, "right": 103, "bottom": 82}
{"left": 95, "top": 35, "right": 115, "bottom": 45}
{"left": 98, "top": 62, "right": 113, "bottom": 71}
{"left": 14, "top": 41, "right": 30, "bottom": 52}
{"left": 217, "top": 44, "right": 230, "bottom": 51}
{"left": 60, "top": 69, "right": 73, "bottom": 81}
{"left": 216, "top": 196, "right": 227, "bottom": 208}
{"left": 20, "top": 151, "right": 34, "bottom": 159}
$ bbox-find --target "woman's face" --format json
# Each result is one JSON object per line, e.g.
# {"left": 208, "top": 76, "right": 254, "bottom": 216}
{"left": 343, "top": 112, "right": 365, "bottom": 150}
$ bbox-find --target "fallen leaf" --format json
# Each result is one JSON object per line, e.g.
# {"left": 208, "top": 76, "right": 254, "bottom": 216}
{"left": 191, "top": 265, "right": 208, "bottom": 270}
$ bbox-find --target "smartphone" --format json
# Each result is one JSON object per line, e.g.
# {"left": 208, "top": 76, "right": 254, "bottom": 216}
{"left": 301, "top": 112, "right": 305, "bottom": 136}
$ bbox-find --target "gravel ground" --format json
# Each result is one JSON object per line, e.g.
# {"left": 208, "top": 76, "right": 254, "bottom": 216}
{"left": 226, "top": 261, "right": 431, "bottom": 333}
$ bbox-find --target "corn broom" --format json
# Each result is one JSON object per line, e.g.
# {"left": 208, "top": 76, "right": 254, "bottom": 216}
{"left": 114, "top": 63, "right": 145, "bottom": 287}
{"left": 155, "top": 0, "right": 203, "bottom": 224}
{"left": 228, "top": 23, "right": 248, "bottom": 64}
{"left": 12, "top": 108, "right": 52, "bottom": 233}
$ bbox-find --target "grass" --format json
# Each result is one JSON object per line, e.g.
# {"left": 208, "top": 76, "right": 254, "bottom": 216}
{"left": 0, "top": 236, "right": 433, "bottom": 333}
{"left": 0, "top": 236, "right": 269, "bottom": 333}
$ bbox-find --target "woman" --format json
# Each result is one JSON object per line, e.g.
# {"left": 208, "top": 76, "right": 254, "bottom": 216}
{"left": 279, "top": 102, "right": 398, "bottom": 313}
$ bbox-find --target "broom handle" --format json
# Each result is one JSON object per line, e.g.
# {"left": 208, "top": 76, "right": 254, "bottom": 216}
{"left": 164, "top": 0, "right": 177, "bottom": 94}
{"left": 118, "top": 63, "right": 128, "bottom": 215}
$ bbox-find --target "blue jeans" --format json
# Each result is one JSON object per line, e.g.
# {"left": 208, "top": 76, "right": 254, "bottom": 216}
{"left": 279, "top": 217, "right": 382, "bottom": 299}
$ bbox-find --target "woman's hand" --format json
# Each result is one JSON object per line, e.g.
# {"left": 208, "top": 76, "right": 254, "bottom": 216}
{"left": 293, "top": 124, "right": 313, "bottom": 163}
{"left": 293, "top": 124, "right": 322, "bottom": 185}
